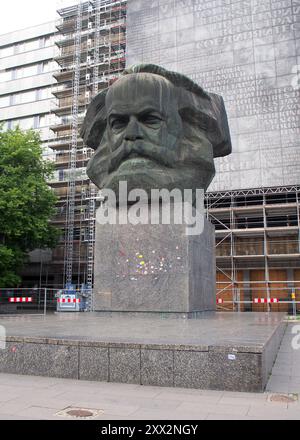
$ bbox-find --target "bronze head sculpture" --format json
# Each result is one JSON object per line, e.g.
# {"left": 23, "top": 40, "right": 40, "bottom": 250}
{"left": 81, "top": 64, "right": 231, "bottom": 200}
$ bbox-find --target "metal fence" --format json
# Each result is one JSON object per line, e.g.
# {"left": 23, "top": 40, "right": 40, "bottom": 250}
{"left": 0, "top": 286, "right": 299, "bottom": 316}
{"left": 0, "top": 288, "right": 88, "bottom": 315}
{"left": 0, "top": 288, "right": 57, "bottom": 316}
{"left": 216, "top": 285, "right": 300, "bottom": 315}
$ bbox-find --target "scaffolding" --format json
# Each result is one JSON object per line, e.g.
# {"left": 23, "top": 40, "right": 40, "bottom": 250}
{"left": 205, "top": 185, "right": 300, "bottom": 313}
{"left": 48, "top": 0, "right": 127, "bottom": 296}
{"left": 64, "top": 1, "right": 83, "bottom": 287}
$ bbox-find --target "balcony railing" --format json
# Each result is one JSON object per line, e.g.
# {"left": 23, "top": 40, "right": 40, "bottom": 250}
{"left": 216, "top": 240, "right": 300, "bottom": 257}
{"left": 268, "top": 240, "right": 299, "bottom": 255}
{"left": 55, "top": 151, "right": 92, "bottom": 165}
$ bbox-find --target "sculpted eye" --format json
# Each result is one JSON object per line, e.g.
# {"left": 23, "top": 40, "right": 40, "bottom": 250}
{"left": 110, "top": 117, "right": 128, "bottom": 131}
{"left": 139, "top": 113, "right": 162, "bottom": 127}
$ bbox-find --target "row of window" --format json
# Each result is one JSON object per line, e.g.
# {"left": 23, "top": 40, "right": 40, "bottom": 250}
{"left": 0, "top": 35, "right": 55, "bottom": 59}
{"left": 0, "top": 61, "right": 57, "bottom": 83}
{"left": 1, "top": 113, "right": 60, "bottom": 131}
{"left": 0, "top": 87, "right": 53, "bottom": 108}
{"left": 5, "top": 113, "right": 87, "bottom": 129}
{"left": 60, "top": 112, "right": 86, "bottom": 125}
{"left": 51, "top": 168, "right": 88, "bottom": 183}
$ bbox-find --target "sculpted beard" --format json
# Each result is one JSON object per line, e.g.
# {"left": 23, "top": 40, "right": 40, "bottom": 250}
{"left": 86, "top": 119, "right": 216, "bottom": 195}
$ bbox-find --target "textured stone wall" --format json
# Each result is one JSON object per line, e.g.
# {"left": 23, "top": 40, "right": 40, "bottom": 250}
{"left": 93, "top": 206, "right": 216, "bottom": 314}
{"left": 126, "top": 0, "right": 300, "bottom": 191}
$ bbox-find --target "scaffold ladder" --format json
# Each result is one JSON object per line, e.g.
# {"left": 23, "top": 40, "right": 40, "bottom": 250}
{"left": 86, "top": 185, "right": 96, "bottom": 310}
{"left": 93, "top": 0, "right": 102, "bottom": 97}
{"left": 82, "top": 0, "right": 103, "bottom": 310}
{"left": 64, "top": 1, "right": 83, "bottom": 287}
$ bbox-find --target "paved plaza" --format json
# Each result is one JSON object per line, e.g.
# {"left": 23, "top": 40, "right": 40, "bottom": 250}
{"left": 0, "top": 323, "right": 299, "bottom": 420}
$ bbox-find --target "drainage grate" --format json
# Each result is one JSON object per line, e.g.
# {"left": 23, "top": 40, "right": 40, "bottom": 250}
{"left": 267, "top": 393, "right": 298, "bottom": 404}
{"left": 55, "top": 407, "right": 104, "bottom": 419}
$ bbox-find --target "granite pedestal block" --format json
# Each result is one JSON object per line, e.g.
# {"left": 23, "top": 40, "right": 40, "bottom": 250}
{"left": 93, "top": 204, "right": 215, "bottom": 314}
{"left": 0, "top": 312, "right": 286, "bottom": 392}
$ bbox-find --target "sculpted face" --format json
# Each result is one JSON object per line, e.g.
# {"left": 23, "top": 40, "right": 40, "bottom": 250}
{"left": 104, "top": 73, "right": 183, "bottom": 189}
{"left": 84, "top": 68, "right": 230, "bottom": 200}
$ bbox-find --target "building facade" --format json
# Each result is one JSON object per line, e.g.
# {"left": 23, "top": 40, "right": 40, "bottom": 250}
{"left": 0, "top": 21, "right": 60, "bottom": 287}
{"left": 0, "top": 22, "right": 58, "bottom": 144}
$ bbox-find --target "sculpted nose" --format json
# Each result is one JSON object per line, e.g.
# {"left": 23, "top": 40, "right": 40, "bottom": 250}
{"left": 124, "top": 117, "right": 143, "bottom": 141}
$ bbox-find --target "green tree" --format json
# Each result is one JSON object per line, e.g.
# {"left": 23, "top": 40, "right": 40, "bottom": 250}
{"left": 0, "top": 126, "right": 59, "bottom": 287}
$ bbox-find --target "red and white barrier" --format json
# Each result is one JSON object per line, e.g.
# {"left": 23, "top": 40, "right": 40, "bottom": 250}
{"left": 57, "top": 298, "right": 80, "bottom": 303}
{"left": 9, "top": 297, "right": 32, "bottom": 303}
{"left": 254, "top": 298, "right": 278, "bottom": 304}
{"left": 216, "top": 298, "right": 280, "bottom": 304}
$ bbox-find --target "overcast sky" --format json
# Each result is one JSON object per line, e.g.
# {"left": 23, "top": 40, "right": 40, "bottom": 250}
{"left": 0, "top": 0, "right": 78, "bottom": 36}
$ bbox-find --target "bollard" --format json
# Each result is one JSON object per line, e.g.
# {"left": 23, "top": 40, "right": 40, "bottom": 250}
{"left": 291, "top": 292, "right": 296, "bottom": 317}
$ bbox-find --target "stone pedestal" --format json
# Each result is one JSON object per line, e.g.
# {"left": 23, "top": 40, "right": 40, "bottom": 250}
{"left": 0, "top": 313, "right": 286, "bottom": 392}
{"left": 93, "top": 204, "right": 216, "bottom": 314}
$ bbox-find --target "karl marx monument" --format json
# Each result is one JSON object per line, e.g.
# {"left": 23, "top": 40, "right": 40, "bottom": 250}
{"left": 81, "top": 64, "right": 232, "bottom": 315}
{"left": 0, "top": 64, "right": 285, "bottom": 393}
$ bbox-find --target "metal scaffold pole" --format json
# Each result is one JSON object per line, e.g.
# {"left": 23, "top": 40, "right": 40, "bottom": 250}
{"left": 64, "top": 1, "right": 83, "bottom": 287}
{"left": 83, "top": 0, "right": 102, "bottom": 310}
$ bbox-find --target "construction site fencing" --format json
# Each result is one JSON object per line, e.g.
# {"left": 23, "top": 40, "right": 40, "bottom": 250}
{"left": 0, "top": 286, "right": 299, "bottom": 316}
{"left": 0, "top": 288, "right": 55, "bottom": 316}
{"left": 0, "top": 288, "right": 90, "bottom": 315}
{"left": 216, "top": 284, "right": 300, "bottom": 315}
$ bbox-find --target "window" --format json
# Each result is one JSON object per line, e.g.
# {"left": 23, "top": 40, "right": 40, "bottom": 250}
{"left": 40, "top": 113, "right": 58, "bottom": 127}
{"left": 13, "top": 64, "right": 41, "bottom": 79}
{"left": 38, "top": 87, "right": 52, "bottom": 100}
{"left": 58, "top": 170, "right": 64, "bottom": 181}
{"left": 10, "top": 94, "right": 17, "bottom": 105}
{"left": 23, "top": 90, "right": 36, "bottom": 103}
{"left": 11, "top": 69, "right": 17, "bottom": 80}
{"left": 73, "top": 228, "right": 81, "bottom": 240}
{"left": 33, "top": 116, "right": 39, "bottom": 129}
{"left": 10, "top": 119, "right": 19, "bottom": 129}
{"left": 37, "top": 63, "right": 44, "bottom": 74}
{"left": 20, "top": 117, "right": 33, "bottom": 130}
{"left": 41, "top": 35, "right": 55, "bottom": 48}
{"left": 15, "top": 67, "right": 23, "bottom": 79}
{"left": 43, "top": 61, "right": 57, "bottom": 73}
{"left": 23, "top": 64, "right": 39, "bottom": 77}
{"left": 9, "top": 117, "right": 35, "bottom": 130}
{"left": 0, "top": 45, "right": 14, "bottom": 58}
{"left": 19, "top": 117, "right": 34, "bottom": 130}
{"left": 0, "top": 95, "right": 10, "bottom": 108}
{"left": 11, "top": 90, "right": 36, "bottom": 105}
{"left": 25, "top": 39, "right": 40, "bottom": 52}
{"left": 39, "top": 37, "right": 45, "bottom": 49}
{"left": 14, "top": 43, "right": 25, "bottom": 54}
{"left": 36, "top": 89, "right": 42, "bottom": 100}
{"left": 0, "top": 69, "right": 12, "bottom": 82}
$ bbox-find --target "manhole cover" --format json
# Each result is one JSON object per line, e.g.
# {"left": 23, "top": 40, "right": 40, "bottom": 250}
{"left": 55, "top": 407, "right": 104, "bottom": 419}
{"left": 268, "top": 394, "right": 298, "bottom": 403}
{"left": 67, "top": 409, "right": 94, "bottom": 417}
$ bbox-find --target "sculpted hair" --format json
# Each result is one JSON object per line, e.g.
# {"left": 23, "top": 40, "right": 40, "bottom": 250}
{"left": 80, "top": 64, "right": 231, "bottom": 158}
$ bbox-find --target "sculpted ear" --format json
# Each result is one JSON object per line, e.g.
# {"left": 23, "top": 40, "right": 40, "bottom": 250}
{"left": 209, "top": 93, "right": 232, "bottom": 158}
{"left": 177, "top": 89, "right": 232, "bottom": 158}
{"left": 80, "top": 89, "right": 108, "bottom": 149}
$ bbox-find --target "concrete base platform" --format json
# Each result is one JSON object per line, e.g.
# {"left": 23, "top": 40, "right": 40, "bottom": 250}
{"left": 0, "top": 312, "right": 286, "bottom": 392}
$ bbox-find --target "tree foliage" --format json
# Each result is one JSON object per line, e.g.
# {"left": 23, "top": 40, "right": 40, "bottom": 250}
{"left": 0, "top": 126, "right": 59, "bottom": 287}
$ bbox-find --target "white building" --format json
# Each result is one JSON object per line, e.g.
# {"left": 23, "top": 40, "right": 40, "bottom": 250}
{"left": 0, "top": 22, "right": 58, "bottom": 147}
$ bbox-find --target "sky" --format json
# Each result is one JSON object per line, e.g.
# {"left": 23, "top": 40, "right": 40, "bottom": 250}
{"left": 0, "top": 0, "right": 78, "bottom": 36}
